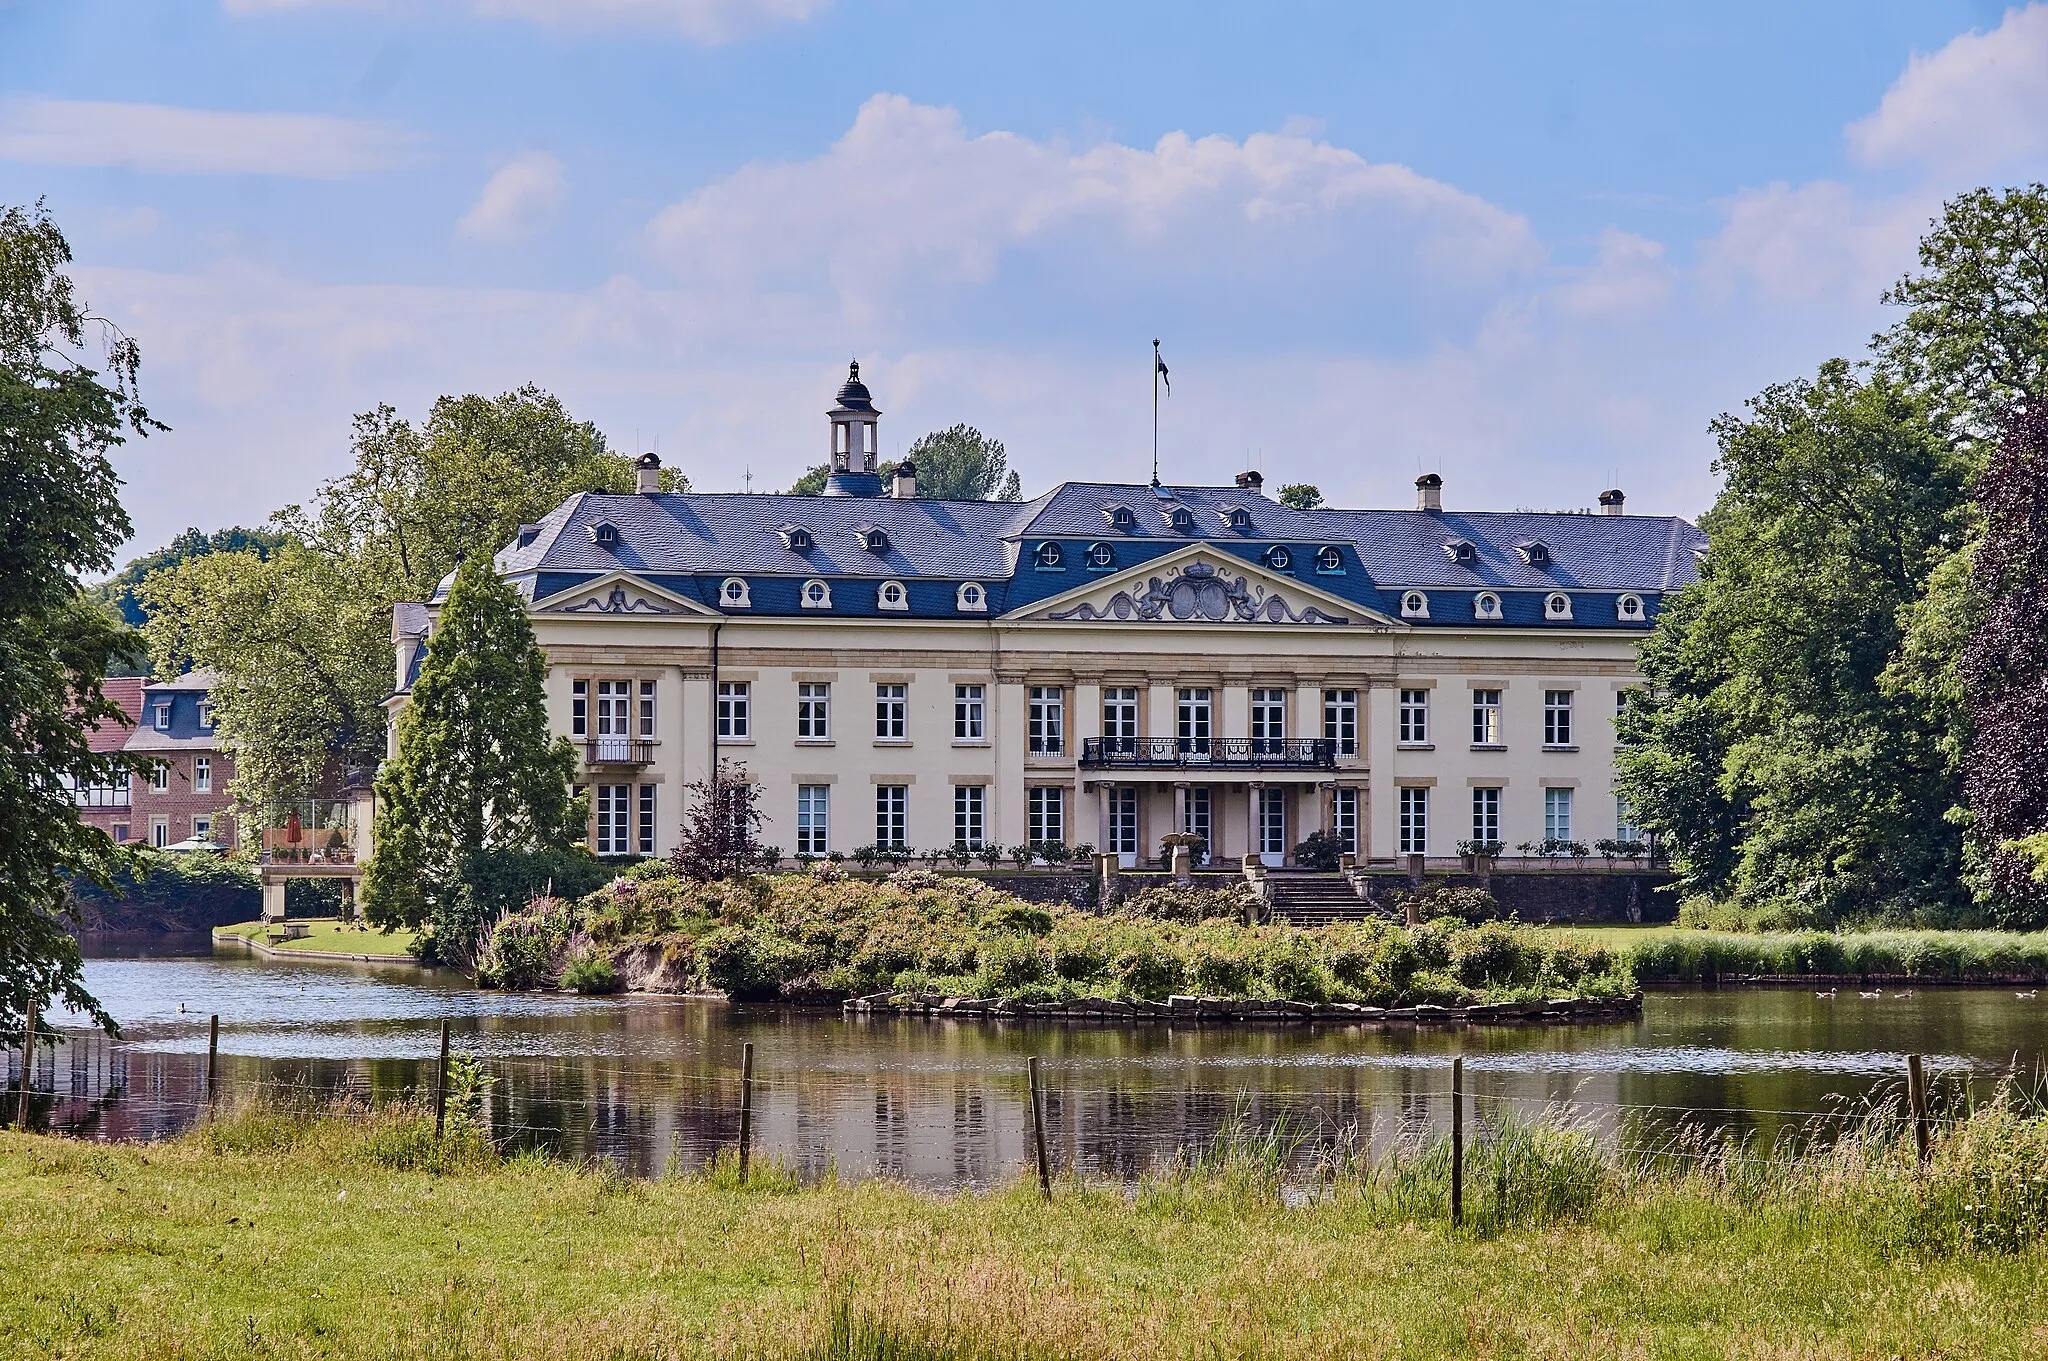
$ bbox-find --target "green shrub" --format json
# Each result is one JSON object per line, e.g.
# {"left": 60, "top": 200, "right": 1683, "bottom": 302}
{"left": 1112, "top": 939, "right": 1185, "bottom": 1000}
{"left": 983, "top": 902, "right": 1053, "bottom": 936}
{"left": 698, "top": 925, "right": 803, "bottom": 1001}
{"left": 976, "top": 935, "right": 1051, "bottom": 994}
{"left": 1048, "top": 930, "right": 1109, "bottom": 981}
{"left": 1187, "top": 937, "right": 1253, "bottom": 995}
{"left": 560, "top": 950, "right": 622, "bottom": 995}
{"left": 1120, "top": 885, "right": 1256, "bottom": 922}
{"left": 1255, "top": 934, "right": 1329, "bottom": 1002}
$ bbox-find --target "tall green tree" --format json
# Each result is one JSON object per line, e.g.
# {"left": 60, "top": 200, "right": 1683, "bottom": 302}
{"left": 362, "top": 556, "right": 586, "bottom": 961}
{"left": 1277, "top": 484, "right": 1324, "bottom": 510}
{"left": 0, "top": 202, "right": 161, "bottom": 1037}
{"left": 1616, "top": 363, "right": 1971, "bottom": 924}
{"left": 91, "top": 525, "right": 285, "bottom": 630}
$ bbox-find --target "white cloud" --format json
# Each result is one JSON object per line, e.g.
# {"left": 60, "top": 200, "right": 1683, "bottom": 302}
{"left": 1847, "top": 3, "right": 2048, "bottom": 173}
{"left": 647, "top": 94, "right": 1542, "bottom": 324}
{"left": 223, "top": 0, "right": 827, "bottom": 42}
{"left": 457, "top": 151, "right": 566, "bottom": 242}
{"left": 0, "top": 97, "right": 416, "bottom": 178}
{"left": 1698, "top": 179, "right": 1938, "bottom": 305}
{"left": 1549, "top": 229, "right": 1674, "bottom": 319}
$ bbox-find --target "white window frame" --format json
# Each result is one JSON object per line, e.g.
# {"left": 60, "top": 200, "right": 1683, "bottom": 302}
{"left": 1472, "top": 786, "right": 1501, "bottom": 843}
{"left": 1028, "top": 786, "right": 1065, "bottom": 845}
{"left": 192, "top": 815, "right": 211, "bottom": 844}
{"left": 1176, "top": 687, "right": 1212, "bottom": 755}
{"left": 1331, "top": 787, "right": 1359, "bottom": 855}
{"left": 149, "top": 817, "right": 169, "bottom": 848}
{"left": 572, "top": 679, "right": 588, "bottom": 736}
{"left": 596, "top": 679, "right": 632, "bottom": 737}
{"left": 638, "top": 784, "right": 656, "bottom": 856}
{"left": 1398, "top": 689, "right": 1429, "bottom": 744}
{"left": 1106, "top": 786, "right": 1138, "bottom": 859}
{"left": 1102, "top": 688, "right": 1139, "bottom": 754}
{"left": 1322, "top": 689, "right": 1357, "bottom": 757}
{"left": 875, "top": 684, "right": 907, "bottom": 740}
{"left": 876, "top": 785, "right": 908, "bottom": 849}
{"left": 153, "top": 701, "right": 171, "bottom": 731}
{"left": 1471, "top": 689, "right": 1502, "bottom": 746}
{"left": 1545, "top": 787, "right": 1574, "bottom": 842}
{"left": 595, "top": 784, "right": 632, "bottom": 855}
{"left": 1399, "top": 591, "right": 1429, "bottom": 620}
{"left": 954, "top": 784, "right": 987, "bottom": 848}
{"left": 954, "top": 684, "right": 985, "bottom": 742}
{"left": 717, "top": 681, "right": 751, "bottom": 740}
{"left": 797, "top": 682, "right": 831, "bottom": 741}
{"left": 877, "top": 580, "right": 909, "bottom": 612}
{"left": 197, "top": 701, "right": 213, "bottom": 732}
{"left": 1544, "top": 689, "right": 1574, "bottom": 746}
{"left": 956, "top": 582, "right": 987, "bottom": 612}
{"left": 1251, "top": 689, "right": 1286, "bottom": 754}
{"left": 1258, "top": 787, "right": 1286, "bottom": 859}
{"left": 1398, "top": 786, "right": 1428, "bottom": 855}
{"left": 801, "top": 579, "right": 832, "bottom": 610}
{"left": 1616, "top": 794, "right": 1643, "bottom": 844}
{"left": 194, "top": 756, "right": 211, "bottom": 794}
{"left": 150, "top": 761, "right": 170, "bottom": 793}
{"left": 720, "top": 577, "right": 751, "bottom": 608}
{"left": 1028, "top": 686, "right": 1064, "bottom": 755}
{"left": 797, "top": 785, "right": 830, "bottom": 855}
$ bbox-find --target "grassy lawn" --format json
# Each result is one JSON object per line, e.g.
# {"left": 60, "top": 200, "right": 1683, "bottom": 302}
{"left": 216, "top": 918, "right": 419, "bottom": 958}
{"left": 4, "top": 1105, "right": 2048, "bottom": 1359}
{"left": 1531, "top": 924, "right": 1691, "bottom": 952}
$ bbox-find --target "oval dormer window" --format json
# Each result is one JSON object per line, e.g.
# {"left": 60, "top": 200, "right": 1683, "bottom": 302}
{"left": 1545, "top": 592, "right": 1573, "bottom": 619}
{"left": 721, "top": 577, "right": 751, "bottom": 608}
{"left": 1169, "top": 507, "right": 1195, "bottom": 534}
{"left": 1315, "top": 545, "right": 1344, "bottom": 574}
{"left": 878, "top": 580, "right": 908, "bottom": 611}
{"left": 1616, "top": 593, "right": 1644, "bottom": 621}
{"left": 1227, "top": 507, "right": 1251, "bottom": 531}
{"left": 1400, "top": 591, "right": 1429, "bottom": 620}
{"left": 1473, "top": 591, "right": 1502, "bottom": 620}
{"left": 1033, "top": 542, "right": 1064, "bottom": 570}
{"left": 1085, "top": 542, "right": 1115, "bottom": 571}
{"left": 1264, "top": 545, "right": 1292, "bottom": 572}
{"left": 802, "top": 579, "right": 832, "bottom": 610}
{"left": 863, "top": 529, "right": 890, "bottom": 555}
{"left": 957, "top": 582, "right": 986, "bottom": 612}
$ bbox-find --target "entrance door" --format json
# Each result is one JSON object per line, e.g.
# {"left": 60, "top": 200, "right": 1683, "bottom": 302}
{"left": 1107, "top": 787, "right": 1139, "bottom": 869}
{"left": 1182, "top": 787, "right": 1212, "bottom": 865}
{"left": 1259, "top": 787, "right": 1286, "bottom": 867}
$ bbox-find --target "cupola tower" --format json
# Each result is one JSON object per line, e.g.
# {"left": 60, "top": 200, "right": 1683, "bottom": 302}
{"left": 823, "top": 360, "right": 884, "bottom": 497}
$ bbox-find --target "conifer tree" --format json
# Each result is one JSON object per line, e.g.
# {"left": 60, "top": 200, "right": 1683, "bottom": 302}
{"left": 363, "top": 555, "right": 586, "bottom": 957}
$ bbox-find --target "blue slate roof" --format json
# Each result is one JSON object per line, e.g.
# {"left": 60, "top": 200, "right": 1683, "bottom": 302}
{"left": 468, "top": 480, "right": 1704, "bottom": 628}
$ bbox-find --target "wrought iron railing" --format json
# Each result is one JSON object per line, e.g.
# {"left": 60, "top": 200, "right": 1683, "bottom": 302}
{"left": 1080, "top": 738, "right": 1337, "bottom": 770}
{"left": 583, "top": 738, "right": 654, "bottom": 766}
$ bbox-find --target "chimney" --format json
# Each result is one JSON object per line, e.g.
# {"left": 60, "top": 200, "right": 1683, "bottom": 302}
{"left": 1415, "top": 472, "right": 1443, "bottom": 512}
{"left": 1598, "top": 488, "right": 1625, "bottom": 516}
{"left": 1234, "top": 470, "right": 1265, "bottom": 495}
{"left": 635, "top": 452, "right": 662, "bottom": 494}
{"left": 890, "top": 458, "right": 918, "bottom": 500}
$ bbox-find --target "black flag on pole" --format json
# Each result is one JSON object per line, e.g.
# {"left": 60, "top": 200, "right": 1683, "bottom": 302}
{"left": 1154, "top": 341, "right": 1170, "bottom": 394}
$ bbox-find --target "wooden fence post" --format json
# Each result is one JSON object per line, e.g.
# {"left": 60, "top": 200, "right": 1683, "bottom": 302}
{"left": 434, "top": 1020, "right": 451, "bottom": 1139}
{"left": 207, "top": 1015, "right": 220, "bottom": 1109}
{"left": 1028, "top": 1056, "right": 1052, "bottom": 1200}
{"left": 737, "top": 1041, "right": 755, "bottom": 1186}
{"left": 1907, "top": 1053, "right": 1930, "bottom": 1168}
{"left": 1450, "top": 1056, "right": 1464, "bottom": 1228}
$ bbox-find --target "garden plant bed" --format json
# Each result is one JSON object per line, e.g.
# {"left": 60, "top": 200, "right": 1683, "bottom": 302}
{"left": 842, "top": 992, "right": 1644, "bottom": 1025}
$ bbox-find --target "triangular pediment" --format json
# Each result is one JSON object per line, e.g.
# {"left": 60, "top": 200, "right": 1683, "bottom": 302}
{"left": 1010, "top": 546, "right": 1397, "bottom": 628}
{"left": 531, "top": 571, "right": 717, "bottom": 617}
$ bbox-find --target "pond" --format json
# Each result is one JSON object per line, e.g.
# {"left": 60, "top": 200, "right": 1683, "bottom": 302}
{"left": 20, "top": 934, "right": 2048, "bottom": 1187}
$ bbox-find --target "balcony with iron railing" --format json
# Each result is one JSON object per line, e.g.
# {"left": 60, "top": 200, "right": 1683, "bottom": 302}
{"left": 1080, "top": 737, "right": 1337, "bottom": 770}
{"left": 583, "top": 737, "right": 655, "bottom": 767}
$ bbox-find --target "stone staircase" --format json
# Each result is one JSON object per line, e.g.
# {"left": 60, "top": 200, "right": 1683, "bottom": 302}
{"left": 1263, "top": 872, "right": 1394, "bottom": 927}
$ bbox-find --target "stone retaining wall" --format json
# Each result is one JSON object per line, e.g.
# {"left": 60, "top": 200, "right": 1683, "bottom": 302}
{"left": 842, "top": 991, "right": 1643, "bottom": 1026}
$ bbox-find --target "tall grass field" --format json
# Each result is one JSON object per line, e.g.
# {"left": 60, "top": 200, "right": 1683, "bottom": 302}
{"left": 6, "top": 1091, "right": 2048, "bottom": 1359}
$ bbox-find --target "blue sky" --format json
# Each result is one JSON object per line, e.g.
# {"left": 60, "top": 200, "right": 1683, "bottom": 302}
{"left": 4, "top": 1, "right": 2046, "bottom": 556}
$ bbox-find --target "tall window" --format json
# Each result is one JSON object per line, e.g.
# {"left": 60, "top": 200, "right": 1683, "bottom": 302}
{"left": 875, "top": 684, "right": 907, "bottom": 739}
{"left": 1176, "top": 687, "right": 1212, "bottom": 754}
{"left": 797, "top": 682, "right": 831, "bottom": 740}
{"left": 1028, "top": 787, "right": 1065, "bottom": 844}
{"left": 1471, "top": 689, "right": 1501, "bottom": 745}
{"left": 595, "top": 784, "right": 631, "bottom": 855}
{"left": 597, "top": 680, "right": 632, "bottom": 736}
{"left": 1102, "top": 688, "right": 1139, "bottom": 754}
{"left": 1544, "top": 690, "right": 1574, "bottom": 746}
{"left": 1398, "top": 786, "right": 1428, "bottom": 854}
{"left": 1028, "top": 687, "right": 1064, "bottom": 755}
{"left": 153, "top": 701, "right": 170, "bottom": 730}
{"left": 1616, "top": 794, "right": 1642, "bottom": 844}
{"left": 797, "top": 785, "right": 830, "bottom": 855}
{"left": 638, "top": 785, "right": 656, "bottom": 855}
{"left": 717, "top": 681, "right": 750, "bottom": 739}
{"left": 1331, "top": 787, "right": 1359, "bottom": 855}
{"left": 197, "top": 701, "right": 213, "bottom": 732}
{"left": 954, "top": 685, "right": 985, "bottom": 741}
{"left": 572, "top": 679, "right": 588, "bottom": 736}
{"left": 150, "top": 761, "right": 169, "bottom": 793}
{"left": 1471, "top": 787, "right": 1501, "bottom": 843}
{"left": 1107, "top": 787, "right": 1137, "bottom": 856}
{"left": 1251, "top": 689, "right": 1286, "bottom": 754}
{"left": 1258, "top": 787, "right": 1286, "bottom": 856}
{"left": 194, "top": 757, "right": 211, "bottom": 793}
{"left": 638, "top": 680, "right": 656, "bottom": 737}
{"left": 875, "top": 785, "right": 908, "bottom": 848}
{"left": 193, "top": 816, "right": 212, "bottom": 844}
{"left": 1322, "top": 689, "right": 1358, "bottom": 756}
{"left": 1545, "top": 787, "right": 1574, "bottom": 841}
{"left": 1398, "top": 689, "right": 1429, "bottom": 744}
{"left": 151, "top": 819, "right": 168, "bottom": 848}
{"left": 954, "top": 784, "right": 987, "bottom": 847}
{"left": 1181, "top": 787, "right": 1212, "bottom": 859}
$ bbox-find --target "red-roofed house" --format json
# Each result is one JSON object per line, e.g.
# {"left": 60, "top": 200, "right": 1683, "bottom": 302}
{"left": 67, "top": 676, "right": 143, "bottom": 843}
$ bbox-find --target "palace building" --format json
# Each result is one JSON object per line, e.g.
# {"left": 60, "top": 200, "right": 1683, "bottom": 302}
{"left": 393, "top": 363, "right": 1704, "bottom": 869}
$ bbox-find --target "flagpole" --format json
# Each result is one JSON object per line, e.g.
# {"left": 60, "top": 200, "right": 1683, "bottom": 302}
{"left": 1151, "top": 338, "right": 1161, "bottom": 486}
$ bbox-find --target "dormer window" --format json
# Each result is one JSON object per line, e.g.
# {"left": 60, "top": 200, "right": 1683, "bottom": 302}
{"left": 1544, "top": 592, "right": 1573, "bottom": 620}
{"left": 956, "top": 582, "right": 987, "bottom": 612}
{"left": 1084, "top": 542, "right": 1116, "bottom": 571}
{"left": 1033, "top": 542, "right": 1064, "bottom": 571}
{"left": 1473, "top": 591, "right": 1503, "bottom": 620}
{"left": 1223, "top": 506, "right": 1252, "bottom": 531}
{"left": 801, "top": 579, "right": 832, "bottom": 610}
{"left": 1104, "top": 505, "right": 1136, "bottom": 533}
{"left": 720, "top": 577, "right": 751, "bottom": 608}
{"left": 1168, "top": 507, "right": 1195, "bottom": 534}
{"left": 861, "top": 528, "right": 890, "bottom": 555}
{"left": 878, "top": 580, "right": 908, "bottom": 611}
{"left": 1445, "top": 539, "right": 1477, "bottom": 565}
{"left": 1616, "top": 593, "right": 1645, "bottom": 622}
{"left": 1264, "top": 546, "right": 1292, "bottom": 572}
{"left": 153, "top": 702, "right": 171, "bottom": 730}
{"left": 1399, "top": 591, "right": 1430, "bottom": 620}
{"left": 779, "top": 525, "right": 813, "bottom": 552}
{"left": 1518, "top": 540, "right": 1552, "bottom": 568}
{"left": 516, "top": 523, "right": 542, "bottom": 548}
{"left": 590, "top": 522, "right": 620, "bottom": 550}
{"left": 1314, "top": 545, "right": 1344, "bottom": 575}
{"left": 197, "top": 701, "right": 214, "bottom": 731}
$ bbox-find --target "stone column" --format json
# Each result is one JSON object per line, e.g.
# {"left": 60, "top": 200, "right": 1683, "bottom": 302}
{"left": 1366, "top": 683, "right": 1396, "bottom": 860}
{"left": 1247, "top": 781, "right": 1264, "bottom": 864}
{"left": 994, "top": 676, "right": 1028, "bottom": 848}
